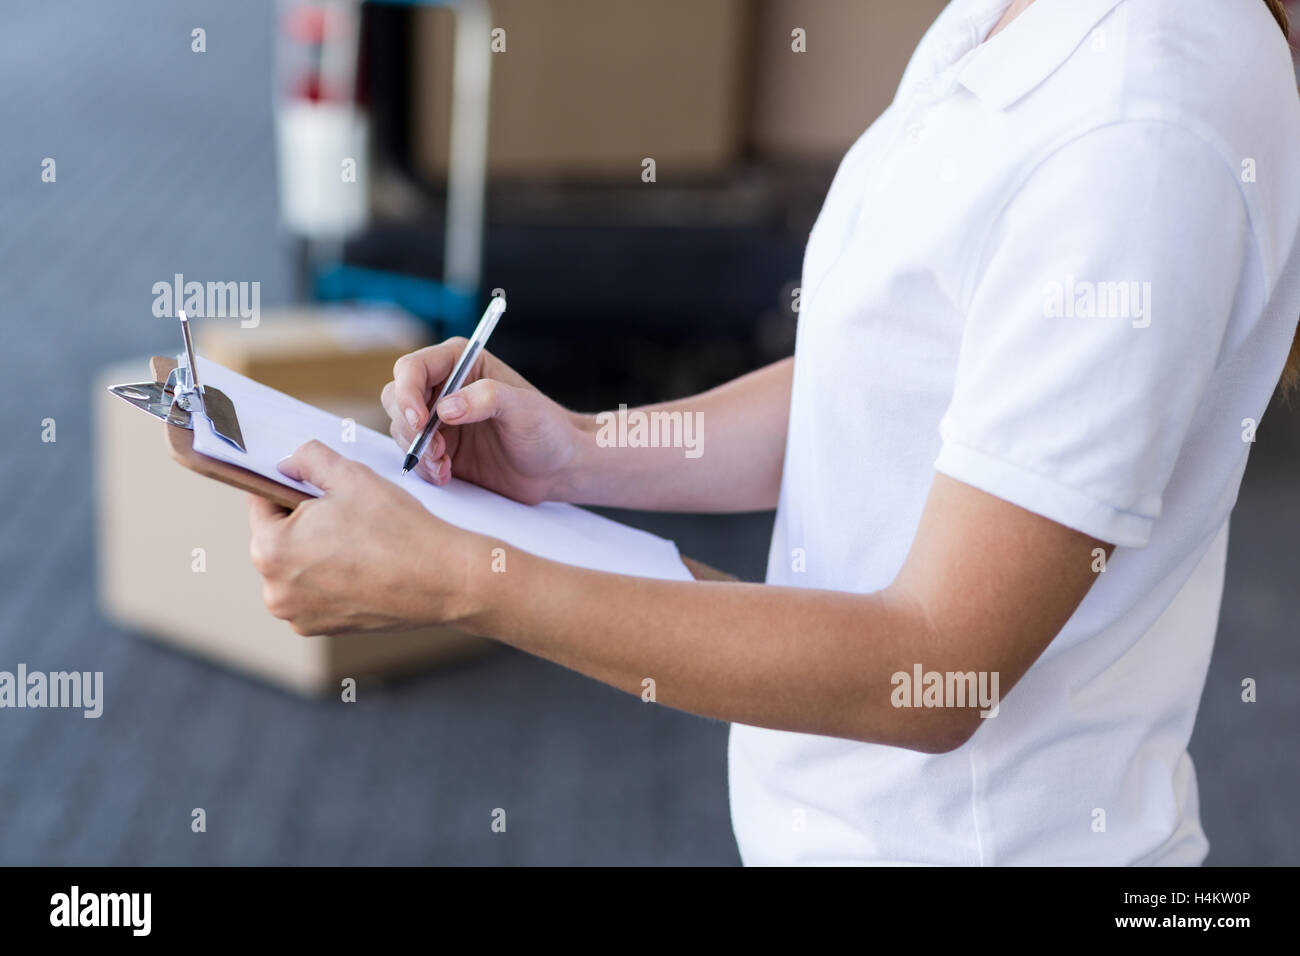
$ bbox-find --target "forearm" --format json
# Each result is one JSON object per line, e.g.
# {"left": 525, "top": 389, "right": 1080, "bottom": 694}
{"left": 562, "top": 357, "right": 793, "bottom": 512}
{"left": 259, "top": 452, "right": 1095, "bottom": 754}
{"left": 457, "top": 543, "right": 973, "bottom": 753}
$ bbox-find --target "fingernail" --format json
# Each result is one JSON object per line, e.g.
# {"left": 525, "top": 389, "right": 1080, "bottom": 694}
{"left": 404, "top": 408, "right": 420, "bottom": 428}
{"left": 438, "top": 396, "right": 466, "bottom": 419}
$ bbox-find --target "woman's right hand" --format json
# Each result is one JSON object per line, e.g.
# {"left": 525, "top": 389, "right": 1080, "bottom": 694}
{"left": 381, "top": 340, "right": 590, "bottom": 505}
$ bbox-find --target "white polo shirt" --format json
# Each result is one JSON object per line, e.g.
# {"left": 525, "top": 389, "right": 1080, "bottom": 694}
{"left": 730, "top": 0, "right": 1300, "bottom": 865}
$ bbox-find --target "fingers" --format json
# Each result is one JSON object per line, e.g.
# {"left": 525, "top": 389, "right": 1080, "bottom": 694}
{"left": 387, "top": 408, "right": 447, "bottom": 461}
{"left": 390, "top": 339, "right": 468, "bottom": 430}
{"left": 278, "top": 440, "right": 348, "bottom": 492}
{"left": 380, "top": 380, "right": 398, "bottom": 422}
{"left": 424, "top": 456, "right": 452, "bottom": 485}
{"left": 386, "top": 386, "right": 454, "bottom": 485}
{"left": 247, "top": 493, "right": 289, "bottom": 577}
{"left": 388, "top": 418, "right": 448, "bottom": 482}
{"left": 247, "top": 492, "right": 289, "bottom": 527}
{"left": 387, "top": 418, "right": 449, "bottom": 483}
{"left": 435, "top": 378, "right": 516, "bottom": 427}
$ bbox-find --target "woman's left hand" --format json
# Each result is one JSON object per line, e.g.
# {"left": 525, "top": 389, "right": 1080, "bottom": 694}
{"left": 246, "top": 440, "right": 482, "bottom": 636}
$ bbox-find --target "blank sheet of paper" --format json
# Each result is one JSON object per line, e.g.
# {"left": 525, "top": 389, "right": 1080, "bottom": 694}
{"left": 188, "top": 357, "right": 693, "bottom": 582}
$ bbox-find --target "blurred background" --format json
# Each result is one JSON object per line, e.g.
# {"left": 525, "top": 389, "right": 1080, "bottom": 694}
{"left": 0, "top": 0, "right": 1296, "bottom": 865}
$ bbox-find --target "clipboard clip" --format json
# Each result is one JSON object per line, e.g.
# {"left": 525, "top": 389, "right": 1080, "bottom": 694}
{"left": 107, "top": 311, "right": 247, "bottom": 452}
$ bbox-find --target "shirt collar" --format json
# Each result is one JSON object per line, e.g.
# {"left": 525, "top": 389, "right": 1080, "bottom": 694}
{"left": 951, "top": 0, "right": 1125, "bottom": 110}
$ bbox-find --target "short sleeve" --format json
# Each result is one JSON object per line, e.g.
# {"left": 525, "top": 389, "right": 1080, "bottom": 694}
{"left": 934, "top": 121, "right": 1251, "bottom": 548}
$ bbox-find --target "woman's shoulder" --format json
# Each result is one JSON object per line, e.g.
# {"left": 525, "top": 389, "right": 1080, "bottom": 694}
{"left": 1104, "top": 0, "right": 1299, "bottom": 142}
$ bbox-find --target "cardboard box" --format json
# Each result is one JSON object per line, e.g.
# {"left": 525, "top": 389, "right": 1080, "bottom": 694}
{"left": 411, "top": 0, "right": 750, "bottom": 180}
{"left": 95, "top": 312, "right": 491, "bottom": 696}
{"left": 196, "top": 305, "right": 429, "bottom": 409}
{"left": 750, "top": 0, "right": 947, "bottom": 160}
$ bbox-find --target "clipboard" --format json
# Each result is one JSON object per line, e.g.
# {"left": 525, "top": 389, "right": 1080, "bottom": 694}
{"left": 128, "top": 355, "right": 311, "bottom": 511}
{"left": 108, "top": 353, "right": 734, "bottom": 583}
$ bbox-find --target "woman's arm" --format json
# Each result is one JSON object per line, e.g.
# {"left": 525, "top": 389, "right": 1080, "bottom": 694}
{"left": 383, "top": 344, "right": 792, "bottom": 514}
{"left": 250, "top": 447, "right": 1107, "bottom": 754}
{"left": 565, "top": 357, "right": 793, "bottom": 512}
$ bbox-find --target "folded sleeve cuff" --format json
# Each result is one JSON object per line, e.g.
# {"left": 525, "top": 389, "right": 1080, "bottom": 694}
{"left": 934, "top": 440, "right": 1155, "bottom": 548}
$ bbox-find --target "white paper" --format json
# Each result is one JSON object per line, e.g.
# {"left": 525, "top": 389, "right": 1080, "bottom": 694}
{"left": 188, "top": 356, "right": 693, "bottom": 582}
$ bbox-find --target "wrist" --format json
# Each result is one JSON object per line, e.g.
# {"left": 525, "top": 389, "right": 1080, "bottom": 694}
{"left": 551, "top": 411, "right": 604, "bottom": 504}
{"left": 447, "top": 529, "right": 508, "bottom": 635}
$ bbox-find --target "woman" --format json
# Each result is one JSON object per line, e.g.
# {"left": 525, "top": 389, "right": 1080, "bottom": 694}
{"left": 248, "top": 0, "right": 1300, "bottom": 865}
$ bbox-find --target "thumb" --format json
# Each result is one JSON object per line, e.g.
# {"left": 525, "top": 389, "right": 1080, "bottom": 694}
{"left": 435, "top": 378, "right": 519, "bottom": 426}
{"left": 278, "top": 440, "right": 347, "bottom": 492}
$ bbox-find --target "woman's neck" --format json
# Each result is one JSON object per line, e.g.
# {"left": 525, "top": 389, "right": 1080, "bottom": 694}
{"left": 988, "top": 0, "right": 1036, "bottom": 41}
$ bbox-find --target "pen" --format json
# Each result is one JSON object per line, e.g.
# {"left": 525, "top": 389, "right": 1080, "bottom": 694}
{"left": 177, "top": 309, "right": 201, "bottom": 391}
{"left": 401, "top": 295, "right": 507, "bottom": 476}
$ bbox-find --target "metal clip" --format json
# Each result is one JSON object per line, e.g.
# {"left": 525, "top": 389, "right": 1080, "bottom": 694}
{"left": 107, "top": 311, "right": 246, "bottom": 452}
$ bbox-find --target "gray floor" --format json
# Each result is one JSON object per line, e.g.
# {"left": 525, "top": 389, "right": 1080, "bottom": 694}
{"left": 0, "top": 0, "right": 1295, "bottom": 866}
